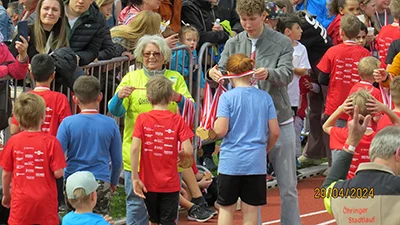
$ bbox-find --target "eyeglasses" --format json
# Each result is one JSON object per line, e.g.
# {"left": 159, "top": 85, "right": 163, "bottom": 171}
{"left": 143, "top": 51, "right": 162, "bottom": 58}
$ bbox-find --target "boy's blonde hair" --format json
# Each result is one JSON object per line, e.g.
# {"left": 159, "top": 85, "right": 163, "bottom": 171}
{"left": 236, "top": 0, "right": 265, "bottom": 16}
{"left": 179, "top": 25, "right": 199, "bottom": 43}
{"left": 68, "top": 188, "right": 91, "bottom": 209}
{"left": 390, "top": 76, "right": 400, "bottom": 106}
{"left": 358, "top": 56, "right": 380, "bottom": 79}
{"left": 14, "top": 93, "right": 46, "bottom": 130}
{"left": 349, "top": 89, "right": 374, "bottom": 116}
{"left": 146, "top": 76, "right": 173, "bottom": 105}
{"left": 340, "top": 14, "right": 361, "bottom": 39}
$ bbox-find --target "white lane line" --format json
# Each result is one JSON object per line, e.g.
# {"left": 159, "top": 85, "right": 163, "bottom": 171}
{"left": 262, "top": 210, "right": 328, "bottom": 225}
{"left": 316, "top": 219, "right": 336, "bottom": 225}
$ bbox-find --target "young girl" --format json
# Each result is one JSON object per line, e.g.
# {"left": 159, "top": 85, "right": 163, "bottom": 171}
{"left": 170, "top": 25, "right": 205, "bottom": 98}
{"left": 327, "top": 0, "right": 361, "bottom": 45}
{"left": 212, "top": 53, "right": 280, "bottom": 225}
{"left": 356, "top": 22, "right": 368, "bottom": 47}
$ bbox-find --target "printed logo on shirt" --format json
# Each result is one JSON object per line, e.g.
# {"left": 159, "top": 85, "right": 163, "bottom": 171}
{"left": 165, "top": 129, "right": 174, "bottom": 134}
{"left": 139, "top": 98, "right": 150, "bottom": 105}
{"left": 14, "top": 144, "right": 47, "bottom": 180}
{"left": 305, "top": 14, "right": 329, "bottom": 44}
{"left": 41, "top": 105, "right": 53, "bottom": 133}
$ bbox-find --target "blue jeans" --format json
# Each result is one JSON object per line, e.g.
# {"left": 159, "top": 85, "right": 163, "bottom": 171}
{"left": 124, "top": 170, "right": 148, "bottom": 225}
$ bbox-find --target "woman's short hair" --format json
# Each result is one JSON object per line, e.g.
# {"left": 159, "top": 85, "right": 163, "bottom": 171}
{"left": 134, "top": 35, "right": 172, "bottom": 64}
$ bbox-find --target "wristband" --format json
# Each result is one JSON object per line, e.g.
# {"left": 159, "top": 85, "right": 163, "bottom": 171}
{"left": 343, "top": 143, "right": 356, "bottom": 152}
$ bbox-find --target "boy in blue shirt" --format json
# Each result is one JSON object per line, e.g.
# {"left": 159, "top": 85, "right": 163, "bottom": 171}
{"left": 213, "top": 54, "right": 280, "bottom": 225}
{"left": 57, "top": 76, "right": 122, "bottom": 216}
{"left": 63, "top": 171, "right": 114, "bottom": 225}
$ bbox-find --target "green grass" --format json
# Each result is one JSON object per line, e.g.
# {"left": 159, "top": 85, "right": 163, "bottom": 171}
{"left": 110, "top": 186, "right": 127, "bottom": 219}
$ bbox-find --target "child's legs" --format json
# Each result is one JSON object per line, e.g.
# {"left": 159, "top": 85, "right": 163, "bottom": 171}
{"left": 180, "top": 193, "right": 194, "bottom": 210}
{"left": 159, "top": 192, "right": 180, "bottom": 225}
{"left": 56, "top": 177, "right": 65, "bottom": 207}
{"left": 218, "top": 204, "right": 236, "bottom": 225}
{"left": 144, "top": 192, "right": 161, "bottom": 225}
{"left": 182, "top": 168, "right": 202, "bottom": 199}
{"left": 293, "top": 116, "right": 303, "bottom": 158}
{"left": 241, "top": 202, "right": 258, "bottom": 225}
{"left": 94, "top": 180, "right": 111, "bottom": 215}
{"left": 217, "top": 174, "right": 240, "bottom": 224}
{"left": 124, "top": 170, "right": 149, "bottom": 225}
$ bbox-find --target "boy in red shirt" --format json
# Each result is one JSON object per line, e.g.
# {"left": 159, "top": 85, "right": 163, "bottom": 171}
{"left": 131, "top": 76, "right": 194, "bottom": 225}
{"left": 377, "top": 76, "right": 400, "bottom": 130}
{"left": 348, "top": 56, "right": 382, "bottom": 100}
{"left": 0, "top": 92, "right": 66, "bottom": 225}
{"left": 323, "top": 90, "right": 400, "bottom": 179}
{"left": 9, "top": 53, "right": 71, "bottom": 211}
{"left": 10, "top": 54, "right": 71, "bottom": 136}
{"left": 318, "top": 14, "right": 371, "bottom": 124}
{"left": 375, "top": 1, "right": 400, "bottom": 69}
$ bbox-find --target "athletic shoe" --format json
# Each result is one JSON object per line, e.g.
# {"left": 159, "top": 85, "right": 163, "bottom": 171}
{"left": 187, "top": 204, "right": 214, "bottom": 222}
{"left": 298, "top": 155, "right": 321, "bottom": 166}
{"left": 199, "top": 203, "right": 218, "bottom": 216}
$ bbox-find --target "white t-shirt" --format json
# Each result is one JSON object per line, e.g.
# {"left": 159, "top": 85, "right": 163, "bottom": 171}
{"left": 287, "top": 41, "right": 311, "bottom": 107}
{"left": 248, "top": 38, "right": 258, "bottom": 88}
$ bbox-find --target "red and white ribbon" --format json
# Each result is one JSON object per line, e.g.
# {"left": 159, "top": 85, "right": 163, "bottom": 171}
{"left": 379, "top": 83, "right": 393, "bottom": 109}
{"left": 200, "top": 69, "right": 255, "bottom": 133}
{"left": 375, "top": 10, "right": 388, "bottom": 28}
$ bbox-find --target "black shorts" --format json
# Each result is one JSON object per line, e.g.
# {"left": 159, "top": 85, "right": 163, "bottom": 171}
{"left": 144, "top": 191, "right": 180, "bottom": 225}
{"left": 217, "top": 174, "right": 266, "bottom": 206}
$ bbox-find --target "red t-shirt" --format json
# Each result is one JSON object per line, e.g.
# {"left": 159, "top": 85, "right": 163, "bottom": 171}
{"left": 375, "top": 24, "right": 400, "bottom": 68}
{"left": 348, "top": 81, "right": 382, "bottom": 101}
{"left": 0, "top": 131, "right": 66, "bottom": 225}
{"left": 132, "top": 110, "right": 194, "bottom": 192}
{"left": 317, "top": 43, "right": 371, "bottom": 120}
{"left": 329, "top": 127, "right": 375, "bottom": 179}
{"left": 377, "top": 111, "right": 400, "bottom": 131}
{"left": 327, "top": 14, "right": 343, "bottom": 45}
{"left": 12, "top": 90, "right": 71, "bottom": 136}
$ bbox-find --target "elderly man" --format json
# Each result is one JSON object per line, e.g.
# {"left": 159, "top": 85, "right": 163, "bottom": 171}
{"left": 322, "top": 107, "right": 400, "bottom": 224}
{"left": 209, "top": 0, "right": 300, "bottom": 224}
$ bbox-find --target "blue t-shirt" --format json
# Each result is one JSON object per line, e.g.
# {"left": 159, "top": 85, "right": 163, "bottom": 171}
{"left": 62, "top": 211, "right": 109, "bottom": 225}
{"left": 56, "top": 114, "right": 122, "bottom": 185}
{"left": 216, "top": 87, "right": 277, "bottom": 175}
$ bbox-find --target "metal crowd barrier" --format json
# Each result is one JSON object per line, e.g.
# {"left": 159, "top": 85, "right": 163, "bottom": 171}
{"left": 0, "top": 45, "right": 197, "bottom": 143}
{"left": 193, "top": 42, "right": 219, "bottom": 157}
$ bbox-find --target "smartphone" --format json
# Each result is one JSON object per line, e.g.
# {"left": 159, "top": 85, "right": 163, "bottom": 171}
{"left": 17, "top": 21, "right": 28, "bottom": 42}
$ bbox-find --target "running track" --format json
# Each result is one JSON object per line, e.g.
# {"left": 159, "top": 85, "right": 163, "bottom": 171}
{"left": 178, "top": 176, "right": 336, "bottom": 225}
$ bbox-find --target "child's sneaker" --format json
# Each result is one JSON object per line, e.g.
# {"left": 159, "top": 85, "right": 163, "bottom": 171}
{"left": 187, "top": 204, "right": 213, "bottom": 222}
{"left": 199, "top": 203, "right": 218, "bottom": 216}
